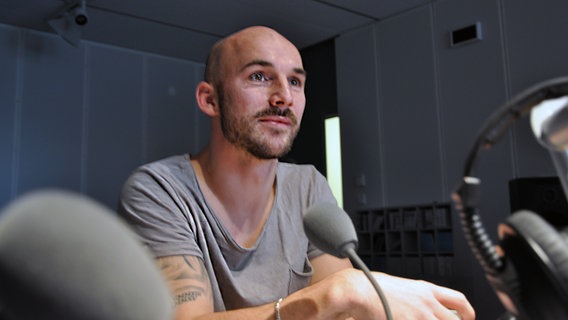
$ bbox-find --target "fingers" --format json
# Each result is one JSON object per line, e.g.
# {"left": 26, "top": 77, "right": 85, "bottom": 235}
{"left": 434, "top": 308, "right": 464, "bottom": 320}
{"left": 367, "top": 273, "right": 473, "bottom": 320}
{"left": 430, "top": 282, "right": 475, "bottom": 320}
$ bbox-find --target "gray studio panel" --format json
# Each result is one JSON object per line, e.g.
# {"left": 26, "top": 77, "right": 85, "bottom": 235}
{"left": 85, "top": 45, "right": 143, "bottom": 209}
{"left": 335, "top": 25, "right": 384, "bottom": 212}
{"left": 503, "top": 0, "right": 568, "bottom": 177}
{"left": 435, "top": 0, "right": 512, "bottom": 222}
{"left": 145, "top": 56, "right": 202, "bottom": 162}
{"left": 82, "top": 5, "right": 217, "bottom": 62}
{"left": 17, "top": 31, "right": 84, "bottom": 197}
{"left": 0, "top": 24, "right": 19, "bottom": 208}
{"left": 434, "top": 1, "right": 510, "bottom": 319}
{"left": 194, "top": 64, "right": 210, "bottom": 153}
{"left": 375, "top": 6, "right": 443, "bottom": 206}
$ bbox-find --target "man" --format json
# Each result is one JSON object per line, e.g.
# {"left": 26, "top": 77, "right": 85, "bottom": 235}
{"left": 118, "top": 26, "right": 475, "bottom": 319}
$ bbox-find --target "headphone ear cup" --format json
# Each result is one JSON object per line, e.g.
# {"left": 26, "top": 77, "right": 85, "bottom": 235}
{"left": 503, "top": 210, "right": 568, "bottom": 285}
{"left": 498, "top": 210, "right": 568, "bottom": 318}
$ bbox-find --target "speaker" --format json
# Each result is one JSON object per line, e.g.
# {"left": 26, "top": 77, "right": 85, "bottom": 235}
{"left": 509, "top": 177, "right": 568, "bottom": 227}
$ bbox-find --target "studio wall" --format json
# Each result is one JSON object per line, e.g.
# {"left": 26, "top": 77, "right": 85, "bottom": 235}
{"left": 335, "top": 0, "right": 568, "bottom": 318}
{"left": 0, "top": 24, "right": 209, "bottom": 210}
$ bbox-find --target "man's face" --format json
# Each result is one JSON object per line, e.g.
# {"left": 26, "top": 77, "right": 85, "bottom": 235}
{"left": 215, "top": 28, "right": 307, "bottom": 159}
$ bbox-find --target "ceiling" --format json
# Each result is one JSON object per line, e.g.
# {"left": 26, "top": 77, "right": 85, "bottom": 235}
{"left": 0, "top": 0, "right": 430, "bottom": 62}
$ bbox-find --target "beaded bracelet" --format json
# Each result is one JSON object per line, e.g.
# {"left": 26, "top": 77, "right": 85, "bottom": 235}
{"left": 275, "top": 298, "right": 283, "bottom": 320}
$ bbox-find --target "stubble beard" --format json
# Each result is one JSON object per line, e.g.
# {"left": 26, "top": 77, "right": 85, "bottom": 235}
{"left": 217, "top": 86, "right": 300, "bottom": 160}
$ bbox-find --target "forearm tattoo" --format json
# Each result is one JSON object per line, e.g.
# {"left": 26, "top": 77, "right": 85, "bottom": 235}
{"left": 158, "top": 255, "right": 210, "bottom": 306}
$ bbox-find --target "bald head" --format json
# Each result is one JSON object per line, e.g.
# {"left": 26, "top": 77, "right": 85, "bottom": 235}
{"left": 203, "top": 26, "right": 301, "bottom": 86}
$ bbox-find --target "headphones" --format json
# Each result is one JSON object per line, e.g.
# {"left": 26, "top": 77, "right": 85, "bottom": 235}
{"left": 451, "top": 77, "right": 568, "bottom": 319}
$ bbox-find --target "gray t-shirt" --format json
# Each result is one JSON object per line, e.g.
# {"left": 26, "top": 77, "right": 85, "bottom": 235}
{"left": 117, "top": 154, "right": 336, "bottom": 311}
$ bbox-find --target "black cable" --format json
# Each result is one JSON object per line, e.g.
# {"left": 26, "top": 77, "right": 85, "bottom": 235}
{"left": 345, "top": 247, "right": 393, "bottom": 320}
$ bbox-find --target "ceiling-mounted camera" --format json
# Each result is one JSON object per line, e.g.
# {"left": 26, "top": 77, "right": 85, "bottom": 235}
{"left": 72, "top": 1, "right": 88, "bottom": 26}
{"left": 47, "top": 0, "right": 89, "bottom": 47}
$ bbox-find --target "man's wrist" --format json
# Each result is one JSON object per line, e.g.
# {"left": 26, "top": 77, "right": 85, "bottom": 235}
{"left": 274, "top": 298, "right": 283, "bottom": 320}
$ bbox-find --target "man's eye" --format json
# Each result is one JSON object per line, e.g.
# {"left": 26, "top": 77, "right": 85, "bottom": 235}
{"left": 250, "top": 72, "right": 269, "bottom": 82}
{"left": 290, "top": 78, "right": 302, "bottom": 87}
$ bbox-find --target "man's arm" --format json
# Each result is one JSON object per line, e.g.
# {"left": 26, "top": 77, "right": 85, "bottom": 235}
{"left": 157, "top": 255, "right": 214, "bottom": 319}
{"left": 309, "top": 253, "right": 352, "bottom": 284}
{"left": 157, "top": 254, "right": 356, "bottom": 320}
{"left": 158, "top": 255, "right": 475, "bottom": 320}
{"left": 157, "top": 255, "right": 316, "bottom": 320}
{"left": 312, "top": 255, "right": 476, "bottom": 319}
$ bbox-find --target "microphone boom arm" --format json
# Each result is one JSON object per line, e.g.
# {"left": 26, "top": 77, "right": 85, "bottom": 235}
{"left": 344, "top": 247, "right": 393, "bottom": 320}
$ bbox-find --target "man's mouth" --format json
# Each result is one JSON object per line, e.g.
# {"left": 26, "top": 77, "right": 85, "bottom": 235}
{"left": 255, "top": 108, "right": 298, "bottom": 126}
{"left": 258, "top": 115, "right": 294, "bottom": 126}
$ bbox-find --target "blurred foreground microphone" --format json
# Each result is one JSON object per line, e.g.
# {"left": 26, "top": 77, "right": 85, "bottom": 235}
{"left": 303, "top": 202, "right": 393, "bottom": 320}
{"left": 0, "top": 190, "right": 173, "bottom": 320}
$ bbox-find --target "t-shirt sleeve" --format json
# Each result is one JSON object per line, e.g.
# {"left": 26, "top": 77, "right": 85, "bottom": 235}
{"left": 117, "top": 165, "right": 203, "bottom": 259}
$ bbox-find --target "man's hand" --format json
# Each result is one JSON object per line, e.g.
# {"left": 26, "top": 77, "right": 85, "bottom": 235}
{"left": 300, "top": 268, "right": 474, "bottom": 320}
{"left": 371, "top": 272, "right": 474, "bottom": 319}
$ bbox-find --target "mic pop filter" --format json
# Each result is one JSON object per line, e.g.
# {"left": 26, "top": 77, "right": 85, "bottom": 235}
{"left": 0, "top": 190, "right": 173, "bottom": 320}
{"left": 303, "top": 202, "right": 358, "bottom": 258}
{"left": 303, "top": 202, "right": 393, "bottom": 320}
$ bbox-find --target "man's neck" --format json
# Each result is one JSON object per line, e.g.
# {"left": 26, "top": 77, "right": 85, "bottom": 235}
{"left": 191, "top": 146, "right": 278, "bottom": 247}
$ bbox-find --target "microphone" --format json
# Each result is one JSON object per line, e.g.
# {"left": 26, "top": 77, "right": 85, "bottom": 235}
{"left": 303, "top": 202, "right": 393, "bottom": 320}
{"left": 0, "top": 189, "right": 174, "bottom": 320}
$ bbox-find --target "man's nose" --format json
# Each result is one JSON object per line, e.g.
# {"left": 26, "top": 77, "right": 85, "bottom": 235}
{"left": 269, "top": 77, "right": 293, "bottom": 107}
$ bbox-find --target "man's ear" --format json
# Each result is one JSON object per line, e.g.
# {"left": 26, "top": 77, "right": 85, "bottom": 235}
{"left": 196, "top": 81, "right": 219, "bottom": 117}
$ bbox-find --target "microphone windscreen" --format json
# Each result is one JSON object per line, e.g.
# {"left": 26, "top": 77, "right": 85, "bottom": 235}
{"left": 303, "top": 202, "right": 358, "bottom": 258}
{"left": 0, "top": 190, "right": 173, "bottom": 320}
